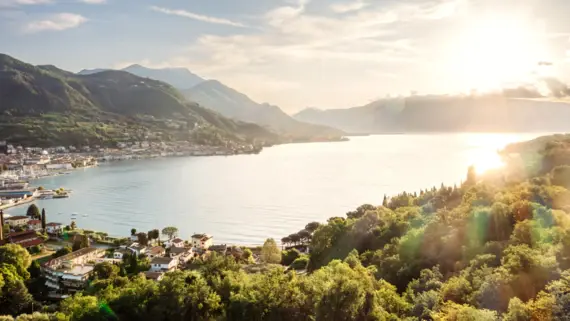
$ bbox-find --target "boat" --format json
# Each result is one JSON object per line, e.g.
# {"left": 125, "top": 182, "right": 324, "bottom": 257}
{"left": 71, "top": 213, "right": 78, "bottom": 216}
{"left": 82, "top": 214, "right": 88, "bottom": 217}
{"left": 53, "top": 193, "right": 69, "bottom": 199}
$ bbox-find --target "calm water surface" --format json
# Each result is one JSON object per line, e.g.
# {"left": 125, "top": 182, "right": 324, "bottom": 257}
{"left": 8, "top": 133, "right": 549, "bottom": 244}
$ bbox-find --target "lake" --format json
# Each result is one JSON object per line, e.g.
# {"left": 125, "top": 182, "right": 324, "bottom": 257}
{"left": 7, "top": 133, "right": 549, "bottom": 245}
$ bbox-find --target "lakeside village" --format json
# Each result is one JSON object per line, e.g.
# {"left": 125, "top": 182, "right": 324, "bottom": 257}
{"left": 0, "top": 206, "right": 266, "bottom": 299}
{"left": 0, "top": 140, "right": 302, "bottom": 300}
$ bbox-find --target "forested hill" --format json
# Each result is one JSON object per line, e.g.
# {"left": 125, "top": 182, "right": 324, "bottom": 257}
{"left": 5, "top": 134, "right": 570, "bottom": 320}
{"left": 0, "top": 53, "right": 278, "bottom": 146}
{"left": 294, "top": 95, "right": 570, "bottom": 134}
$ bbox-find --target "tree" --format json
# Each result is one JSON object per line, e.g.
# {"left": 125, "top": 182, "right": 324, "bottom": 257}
{"left": 298, "top": 230, "right": 312, "bottom": 244}
{"left": 0, "top": 244, "right": 32, "bottom": 279}
{"left": 147, "top": 229, "right": 159, "bottom": 241}
{"left": 383, "top": 194, "right": 389, "bottom": 207}
{"left": 281, "top": 236, "right": 291, "bottom": 247}
{"left": 53, "top": 246, "right": 72, "bottom": 258}
{"left": 465, "top": 166, "right": 477, "bottom": 187}
{"left": 40, "top": 208, "right": 46, "bottom": 231}
{"left": 282, "top": 248, "right": 301, "bottom": 266}
{"left": 261, "top": 238, "right": 281, "bottom": 264}
{"left": 26, "top": 204, "right": 40, "bottom": 220}
{"left": 289, "top": 233, "right": 301, "bottom": 246}
{"left": 93, "top": 262, "right": 119, "bottom": 279}
{"left": 305, "top": 222, "right": 321, "bottom": 233}
{"left": 137, "top": 232, "right": 149, "bottom": 246}
{"left": 70, "top": 220, "right": 77, "bottom": 230}
{"left": 72, "top": 235, "right": 90, "bottom": 251}
{"left": 130, "top": 228, "right": 137, "bottom": 236}
{"left": 161, "top": 227, "right": 178, "bottom": 240}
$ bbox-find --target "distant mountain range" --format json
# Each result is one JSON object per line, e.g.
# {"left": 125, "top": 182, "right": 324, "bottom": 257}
{"left": 294, "top": 95, "right": 570, "bottom": 133}
{"left": 0, "top": 53, "right": 277, "bottom": 146}
{"left": 80, "top": 65, "right": 344, "bottom": 141}
{"left": 79, "top": 65, "right": 204, "bottom": 90}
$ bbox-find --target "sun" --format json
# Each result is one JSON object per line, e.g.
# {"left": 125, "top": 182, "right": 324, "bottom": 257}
{"left": 448, "top": 14, "right": 548, "bottom": 92}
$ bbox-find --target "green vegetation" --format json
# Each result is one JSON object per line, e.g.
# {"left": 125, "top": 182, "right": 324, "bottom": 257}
{"left": 7, "top": 134, "right": 570, "bottom": 320}
{"left": 25, "top": 205, "right": 40, "bottom": 220}
{"left": 0, "top": 54, "right": 277, "bottom": 147}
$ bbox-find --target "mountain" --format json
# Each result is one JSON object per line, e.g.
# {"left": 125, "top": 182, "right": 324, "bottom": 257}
{"left": 294, "top": 95, "right": 570, "bottom": 133}
{"left": 0, "top": 53, "right": 277, "bottom": 146}
{"left": 78, "top": 65, "right": 204, "bottom": 90}
{"left": 183, "top": 80, "right": 344, "bottom": 141}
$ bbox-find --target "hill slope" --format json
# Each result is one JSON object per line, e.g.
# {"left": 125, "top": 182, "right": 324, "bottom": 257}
{"left": 0, "top": 54, "right": 277, "bottom": 146}
{"left": 183, "top": 80, "right": 344, "bottom": 141}
{"left": 294, "top": 95, "right": 570, "bottom": 133}
{"left": 78, "top": 65, "right": 204, "bottom": 90}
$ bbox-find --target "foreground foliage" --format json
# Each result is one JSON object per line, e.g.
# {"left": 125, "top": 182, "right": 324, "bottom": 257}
{"left": 6, "top": 134, "right": 570, "bottom": 320}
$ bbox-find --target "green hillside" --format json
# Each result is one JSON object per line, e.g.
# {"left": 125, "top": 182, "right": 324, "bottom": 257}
{"left": 0, "top": 54, "right": 277, "bottom": 147}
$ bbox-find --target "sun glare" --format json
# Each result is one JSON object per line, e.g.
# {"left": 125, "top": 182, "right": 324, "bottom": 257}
{"left": 463, "top": 134, "right": 527, "bottom": 174}
{"left": 449, "top": 15, "right": 548, "bottom": 92}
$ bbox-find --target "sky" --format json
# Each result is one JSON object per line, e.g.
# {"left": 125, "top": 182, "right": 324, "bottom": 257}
{"left": 2, "top": 0, "right": 570, "bottom": 112}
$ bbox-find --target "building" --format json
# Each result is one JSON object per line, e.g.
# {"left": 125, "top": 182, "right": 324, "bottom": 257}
{"left": 46, "top": 222, "right": 63, "bottom": 235}
{"left": 147, "top": 246, "right": 165, "bottom": 259}
{"left": 143, "top": 271, "right": 164, "bottom": 281}
{"left": 45, "top": 163, "right": 73, "bottom": 170}
{"left": 28, "top": 219, "right": 42, "bottom": 231}
{"left": 149, "top": 257, "right": 177, "bottom": 272}
{"left": 42, "top": 247, "right": 105, "bottom": 293}
{"left": 8, "top": 230, "right": 44, "bottom": 248}
{"left": 127, "top": 242, "right": 147, "bottom": 256}
{"left": 191, "top": 234, "right": 213, "bottom": 251}
{"left": 113, "top": 249, "right": 130, "bottom": 260}
{"left": 169, "top": 237, "right": 185, "bottom": 248}
{"left": 169, "top": 247, "right": 194, "bottom": 264}
{"left": 5, "top": 215, "right": 30, "bottom": 228}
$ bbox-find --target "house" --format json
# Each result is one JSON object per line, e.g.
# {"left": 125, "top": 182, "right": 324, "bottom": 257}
{"left": 46, "top": 222, "right": 63, "bottom": 235}
{"left": 8, "top": 230, "right": 44, "bottom": 248}
{"left": 28, "top": 219, "right": 42, "bottom": 231}
{"left": 209, "top": 244, "right": 228, "bottom": 255}
{"left": 113, "top": 249, "right": 130, "bottom": 260}
{"left": 143, "top": 271, "right": 164, "bottom": 281}
{"left": 149, "top": 257, "right": 177, "bottom": 272}
{"left": 167, "top": 237, "right": 185, "bottom": 248}
{"left": 42, "top": 247, "right": 105, "bottom": 293}
{"left": 191, "top": 234, "right": 213, "bottom": 251}
{"left": 147, "top": 246, "right": 166, "bottom": 259}
{"left": 5, "top": 215, "right": 30, "bottom": 228}
{"left": 170, "top": 247, "right": 194, "bottom": 264}
{"left": 127, "top": 242, "right": 147, "bottom": 256}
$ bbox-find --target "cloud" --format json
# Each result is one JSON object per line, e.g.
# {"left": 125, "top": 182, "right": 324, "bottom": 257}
{"left": 0, "top": 0, "right": 51, "bottom": 7}
{"left": 26, "top": 13, "right": 87, "bottom": 32}
{"left": 330, "top": 0, "right": 368, "bottom": 13}
{"left": 150, "top": 6, "right": 245, "bottom": 27}
{"left": 79, "top": 0, "right": 106, "bottom": 4}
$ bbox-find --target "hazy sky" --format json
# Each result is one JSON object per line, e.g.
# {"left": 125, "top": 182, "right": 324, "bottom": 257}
{"left": 2, "top": 0, "right": 570, "bottom": 112}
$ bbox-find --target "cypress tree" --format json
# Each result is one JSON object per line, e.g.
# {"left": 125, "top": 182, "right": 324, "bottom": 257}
{"left": 41, "top": 208, "right": 46, "bottom": 231}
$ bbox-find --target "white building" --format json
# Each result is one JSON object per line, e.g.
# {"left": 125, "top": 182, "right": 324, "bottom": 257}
{"left": 113, "top": 249, "right": 130, "bottom": 260}
{"left": 42, "top": 247, "right": 105, "bottom": 293}
{"left": 46, "top": 163, "right": 73, "bottom": 170}
{"left": 6, "top": 215, "right": 29, "bottom": 228}
{"left": 168, "top": 237, "right": 185, "bottom": 249}
{"left": 46, "top": 222, "right": 63, "bottom": 235}
{"left": 27, "top": 219, "right": 42, "bottom": 231}
{"left": 149, "top": 257, "right": 177, "bottom": 272}
{"left": 191, "top": 234, "right": 213, "bottom": 251}
{"left": 128, "top": 243, "right": 147, "bottom": 256}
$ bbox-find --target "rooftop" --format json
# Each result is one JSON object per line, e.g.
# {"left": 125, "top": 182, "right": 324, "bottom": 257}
{"left": 172, "top": 238, "right": 184, "bottom": 243}
{"left": 191, "top": 234, "right": 212, "bottom": 241}
{"left": 44, "top": 247, "right": 101, "bottom": 267}
{"left": 148, "top": 246, "right": 165, "bottom": 255}
{"left": 64, "top": 265, "right": 94, "bottom": 276}
{"left": 150, "top": 257, "right": 174, "bottom": 265}
{"left": 46, "top": 222, "right": 62, "bottom": 226}
{"left": 28, "top": 219, "right": 41, "bottom": 224}
{"left": 6, "top": 215, "right": 28, "bottom": 220}
{"left": 143, "top": 271, "right": 164, "bottom": 280}
{"left": 170, "top": 247, "right": 192, "bottom": 255}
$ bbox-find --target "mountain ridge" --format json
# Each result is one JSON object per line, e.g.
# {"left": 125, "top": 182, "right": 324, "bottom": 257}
{"left": 0, "top": 53, "right": 278, "bottom": 146}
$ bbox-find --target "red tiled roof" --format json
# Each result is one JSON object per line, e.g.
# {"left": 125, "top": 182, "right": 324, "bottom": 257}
{"left": 8, "top": 230, "right": 37, "bottom": 238}
{"left": 6, "top": 215, "right": 29, "bottom": 220}
{"left": 46, "top": 222, "right": 62, "bottom": 226}
{"left": 28, "top": 220, "right": 41, "bottom": 224}
{"left": 18, "top": 238, "right": 44, "bottom": 248}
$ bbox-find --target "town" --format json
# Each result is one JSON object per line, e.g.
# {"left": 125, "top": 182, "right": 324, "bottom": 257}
{"left": 0, "top": 206, "right": 271, "bottom": 298}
